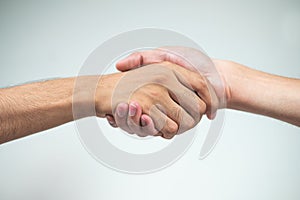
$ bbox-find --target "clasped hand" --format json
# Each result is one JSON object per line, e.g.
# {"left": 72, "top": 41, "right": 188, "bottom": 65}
{"left": 97, "top": 61, "right": 218, "bottom": 139}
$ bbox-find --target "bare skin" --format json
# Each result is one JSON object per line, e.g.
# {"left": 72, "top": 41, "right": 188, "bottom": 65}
{"left": 1, "top": 47, "right": 298, "bottom": 144}
{"left": 0, "top": 78, "right": 75, "bottom": 143}
{"left": 217, "top": 60, "right": 300, "bottom": 126}
{"left": 0, "top": 62, "right": 214, "bottom": 144}
{"left": 107, "top": 47, "right": 300, "bottom": 133}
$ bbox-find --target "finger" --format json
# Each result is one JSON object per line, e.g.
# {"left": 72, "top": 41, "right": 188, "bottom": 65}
{"left": 167, "top": 83, "right": 205, "bottom": 124}
{"left": 127, "top": 102, "right": 146, "bottom": 137}
{"left": 116, "top": 48, "right": 197, "bottom": 72}
{"left": 140, "top": 114, "right": 159, "bottom": 136}
{"left": 169, "top": 65, "right": 218, "bottom": 119}
{"left": 128, "top": 101, "right": 142, "bottom": 125}
{"left": 105, "top": 114, "right": 118, "bottom": 128}
{"left": 114, "top": 103, "right": 133, "bottom": 134}
{"left": 203, "top": 84, "right": 218, "bottom": 120}
{"left": 116, "top": 50, "right": 219, "bottom": 119}
{"left": 116, "top": 50, "right": 167, "bottom": 71}
{"left": 148, "top": 105, "right": 178, "bottom": 139}
{"left": 126, "top": 102, "right": 159, "bottom": 137}
{"left": 195, "top": 77, "right": 218, "bottom": 119}
{"left": 162, "top": 96, "right": 199, "bottom": 135}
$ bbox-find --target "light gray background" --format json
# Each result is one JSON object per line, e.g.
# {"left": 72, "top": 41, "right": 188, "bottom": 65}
{"left": 0, "top": 0, "right": 299, "bottom": 199}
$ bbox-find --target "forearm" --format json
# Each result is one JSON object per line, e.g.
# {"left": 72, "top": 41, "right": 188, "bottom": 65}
{"left": 215, "top": 60, "right": 300, "bottom": 126}
{"left": 0, "top": 73, "right": 124, "bottom": 144}
{"left": 0, "top": 78, "right": 77, "bottom": 143}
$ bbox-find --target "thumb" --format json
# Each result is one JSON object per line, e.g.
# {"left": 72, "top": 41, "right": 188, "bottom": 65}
{"left": 116, "top": 50, "right": 167, "bottom": 71}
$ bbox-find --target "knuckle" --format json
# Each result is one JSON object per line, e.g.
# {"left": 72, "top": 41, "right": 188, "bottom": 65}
{"left": 153, "top": 74, "right": 168, "bottom": 84}
{"left": 164, "top": 121, "right": 178, "bottom": 135}
{"left": 131, "top": 52, "right": 141, "bottom": 59}
{"left": 173, "top": 106, "right": 182, "bottom": 120}
{"left": 194, "top": 74, "right": 207, "bottom": 91}
{"left": 130, "top": 52, "right": 143, "bottom": 66}
{"left": 198, "top": 100, "right": 207, "bottom": 114}
{"left": 178, "top": 116, "right": 196, "bottom": 134}
{"left": 185, "top": 117, "right": 196, "bottom": 129}
{"left": 194, "top": 112, "right": 202, "bottom": 124}
{"left": 163, "top": 133, "right": 175, "bottom": 140}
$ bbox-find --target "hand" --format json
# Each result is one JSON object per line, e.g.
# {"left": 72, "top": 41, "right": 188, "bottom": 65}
{"left": 106, "top": 47, "right": 225, "bottom": 132}
{"left": 116, "top": 46, "right": 226, "bottom": 109}
{"left": 98, "top": 62, "right": 215, "bottom": 139}
{"left": 103, "top": 61, "right": 218, "bottom": 138}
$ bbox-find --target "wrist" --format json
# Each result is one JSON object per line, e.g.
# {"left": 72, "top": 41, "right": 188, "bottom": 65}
{"left": 216, "top": 60, "right": 260, "bottom": 110}
{"left": 211, "top": 59, "right": 236, "bottom": 108}
{"left": 95, "top": 73, "right": 124, "bottom": 117}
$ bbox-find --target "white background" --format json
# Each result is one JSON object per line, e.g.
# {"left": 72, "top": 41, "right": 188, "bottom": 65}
{"left": 0, "top": 0, "right": 299, "bottom": 199}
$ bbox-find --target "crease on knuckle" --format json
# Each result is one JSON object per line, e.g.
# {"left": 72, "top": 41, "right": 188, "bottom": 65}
{"left": 179, "top": 115, "right": 196, "bottom": 133}
{"left": 185, "top": 117, "right": 196, "bottom": 130}
{"left": 164, "top": 120, "right": 178, "bottom": 135}
{"left": 171, "top": 106, "right": 182, "bottom": 122}
{"left": 131, "top": 52, "right": 142, "bottom": 65}
{"left": 199, "top": 100, "right": 207, "bottom": 115}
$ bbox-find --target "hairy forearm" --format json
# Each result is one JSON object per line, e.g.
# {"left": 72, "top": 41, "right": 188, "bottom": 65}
{"left": 0, "top": 73, "right": 123, "bottom": 144}
{"left": 0, "top": 78, "right": 76, "bottom": 143}
{"left": 215, "top": 60, "right": 300, "bottom": 126}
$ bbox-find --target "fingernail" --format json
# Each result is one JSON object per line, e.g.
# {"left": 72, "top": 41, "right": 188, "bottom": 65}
{"left": 116, "top": 106, "right": 126, "bottom": 118}
{"left": 129, "top": 102, "right": 137, "bottom": 116}
{"left": 108, "top": 121, "right": 117, "bottom": 127}
{"left": 108, "top": 119, "right": 114, "bottom": 125}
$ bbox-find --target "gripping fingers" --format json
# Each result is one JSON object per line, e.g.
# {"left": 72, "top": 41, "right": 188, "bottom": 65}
{"left": 172, "top": 68, "right": 218, "bottom": 120}
{"left": 114, "top": 103, "right": 133, "bottom": 134}
{"left": 140, "top": 114, "right": 159, "bottom": 136}
{"left": 127, "top": 102, "right": 146, "bottom": 137}
{"left": 127, "top": 102, "right": 159, "bottom": 137}
{"left": 168, "top": 84, "right": 205, "bottom": 124}
{"left": 114, "top": 102, "right": 158, "bottom": 137}
{"left": 149, "top": 105, "right": 178, "bottom": 139}
{"left": 164, "top": 98, "right": 198, "bottom": 135}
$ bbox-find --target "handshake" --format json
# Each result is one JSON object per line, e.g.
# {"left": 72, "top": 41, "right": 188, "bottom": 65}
{"left": 95, "top": 47, "right": 224, "bottom": 139}
{"left": 1, "top": 45, "right": 299, "bottom": 144}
